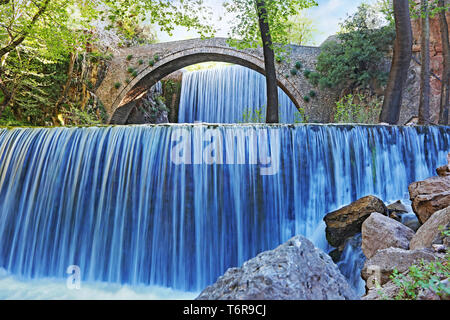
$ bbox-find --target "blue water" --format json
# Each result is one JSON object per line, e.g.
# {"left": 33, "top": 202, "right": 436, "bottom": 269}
{"left": 178, "top": 65, "right": 301, "bottom": 123}
{"left": 0, "top": 124, "right": 448, "bottom": 295}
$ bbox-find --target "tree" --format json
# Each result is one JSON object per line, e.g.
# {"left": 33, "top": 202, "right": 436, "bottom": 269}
{"left": 418, "top": 0, "right": 431, "bottom": 124}
{"left": 225, "top": 0, "right": 317, "bottom": 123}
{"left": 308, "top": 4, "right": 395, "bottom": 93}
{"left": 379, "top": 0, "right": 413, "bottom": 124}
{"left": 286, "top": 13, "right": 317, "bottom": 45}
{"left": 0, "top": 0, "right": 214, "bottom": 122}
{"left": 438, "top": 0, "right": 450, "bottom": 125}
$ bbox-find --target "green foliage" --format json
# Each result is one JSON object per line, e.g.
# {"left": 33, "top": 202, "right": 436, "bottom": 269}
{"left": 242, "top": 107, "right": 265, "bottom": 123}
{"left": 390, "top": 252, "right": 450, "bottom": 300}
{"left": 334, "top": 93, "right": 382, "bottom": 124}
{"left": 138, "top": 59, "right": 144, "bottom": 65}
{"left": 290, "top": 68, "right": 298, "bottom": 76}
{"left": 303, "top": 95, "right": 310, "bottom": 103}
{"left": 276, "top": 55, "right": 284, "bottom": 63}
{"left": 127, "top": 67, "right": 135, "bottom": 73}
{"left": 294, "top": 107, "right": 309, "bottom": 123}
{"left": 148, "top": 59, "right": 155, "bottom": 67}
{"left": 131, "top": 70, "right": 138, "bottom": 77}
{"left": 311, "top": 3, "right": 395, "bottom": 91}
{"left": 285, "top": 12, "right": 318, "bottom": 45}
{"left": 303, "top": 69, "right": 311, "bottom": 78}
{"left": 309, "top": 90, "right": 316, "bottom": 98}
{"left": 224, "top": 0, "right": 318, "bottom": 55}
{"left": 154, "top": 54, "right": 160, "bottom": 62}
{"left": 114, "top": 82, "right": 121, "bottom": 89}
{"left": 295, "top": 61, "right": 303, "bottom": 69}
{"left": 126, "top": 54, "right": 133, "bottom": 61}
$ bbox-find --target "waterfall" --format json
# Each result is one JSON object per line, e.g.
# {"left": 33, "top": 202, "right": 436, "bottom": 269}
{"left": 0, "top": 125, "right": 449, "bottom": 294}
{"left": 178, "top": 65, "right": 300, "bottom": 123}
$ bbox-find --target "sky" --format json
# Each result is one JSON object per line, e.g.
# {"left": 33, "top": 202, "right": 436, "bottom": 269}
{"left": 157, "top": 0, "right": 377, "bottom": 45}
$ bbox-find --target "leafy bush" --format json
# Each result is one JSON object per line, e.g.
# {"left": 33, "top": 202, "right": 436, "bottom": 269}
{"left": 390, "top": 251, "right": 449, "bottom": 300}
{"left": 311, "top": 3, "right": 395, "bottom": 91}
{"left": 149, "top": 59, "right": 155, "bottom": 66}
{"left": 138, "top": 59, "right": 144, "bottom": 65}
{"left": 242, "top": 108, "right": 265, "bottom": 123}
{"left": 303, "top": 95, "right": 310, "bottom": 103}
{"left": 295, "top": 61, "right": 303, "bottom": 69}
{"left": 114, "top": 82, "right": 121, "bottom": 89}
{"left": 334, "top": 93, "right": 382, "bottom": 124}
{"left": 290, "top": 68, "right": 298, "bottom": 76}
{"left": 126, "top": 54, "right": 133, "bottom": 61}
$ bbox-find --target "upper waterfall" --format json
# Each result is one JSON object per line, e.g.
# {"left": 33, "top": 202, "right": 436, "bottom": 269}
{"left": 178, "top": 65, "right": 301, "bottom": 123}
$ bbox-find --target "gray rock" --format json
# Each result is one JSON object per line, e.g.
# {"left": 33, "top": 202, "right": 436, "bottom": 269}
{"left": 362, "top": 212, "right": 416, "bottom": 259}
{"left": 361, "top": 247, "right": 436, "bottom": 287}
{"left": 410, "top": 206, "right": 450, "bottom": 250}
{"left": 196, "top": 235, "right": 357, "bottom": 300}
{"left": 387, "top": 200, "right": 409, "bottom": 214}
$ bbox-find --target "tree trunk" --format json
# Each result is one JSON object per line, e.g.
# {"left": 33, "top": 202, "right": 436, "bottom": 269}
{"left": 419, "top": 0, "right": 431, "bottom": 124}
{"left": 256, "top": 0, "right": 279, "bottom": 123}
{"left": 439, "top": 0, "right": 450, "bottom": 125}
{"left": 55, "top": 52, "right": 76, "bottom": 111}
{"left": 379, "top": 0, "right": 413, "bottom": 124}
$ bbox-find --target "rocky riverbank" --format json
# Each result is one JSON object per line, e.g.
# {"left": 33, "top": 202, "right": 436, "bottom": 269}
{"left": 196, "top": 153, "right": 450, "bottom": 300}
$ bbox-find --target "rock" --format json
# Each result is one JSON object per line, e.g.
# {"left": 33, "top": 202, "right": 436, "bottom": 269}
{"left": 361, "top": 248, "right": 436, "bottom": 287}
{"left": 436, "top": 153, "right": 450, "bottom": 177}
{"left": 387, "top": 200, "right": 409, "bottom": 214}
{"left": 410, "top": 206, "right": 450, "bottom": 250}
{"left": 324, "top": 196, "right": 388, "bottom": 248}
{"left": 362, "top": 212, "right": 415, "bottom": 259}
{"left": 196, "top": 235, "right": 357, "bottom": 300}
{"left": 362, "top": 280, "right": 399, "bottom": 300}
{"left": 401, "top": 214, "right": 421, "bottom": 232}
{"left": 409, "top": 175, "right": 450, "bottom": 224}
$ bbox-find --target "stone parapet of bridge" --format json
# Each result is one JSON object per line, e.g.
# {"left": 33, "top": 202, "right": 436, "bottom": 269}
{"left": 96, "top": 38, "right": 335, "bottom": 124}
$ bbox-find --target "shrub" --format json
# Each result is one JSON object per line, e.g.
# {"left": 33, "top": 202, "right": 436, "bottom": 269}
{"left": 290, "top": 68, "right": 298, "bottom": 76}
{"left": 309, "top": 90, "right": 316, "bottom": 98}
{"left": 303, "top": 69, "right": 311, "bottom": 78}
{"left": 389, "top": 251, "right": 449, "bottom": 300}
{"left": 114, "top": 82, "right": 121, "bottom": 89}
{"left": 334, "top": 93, "right": 382, "bottom": 124}
{"left": 149, "top": 59, "right": 155, "bottom": 67}
{"left": 131, "top": 70, "right": 138, "bottom": 77}
{"left": 154, "top": 54, "right": 160, "bottom": 61}
{"left": 127, "top": 67, "right": 135, "bottom": 74}
{"left": 126, "top": 54, "right": 133, "bottom": 61}
{"left": 303, "top": 95, "right": 310, "bottom": 103}
{"left": 138, "top": 59, "right": 144, "bottom": 65}
{"left": 276, "top": 55, "right": 284, "bottom": 63}
{"left": 309, "top": 4, "right": 395, "bottom": 91}
{"left": 295, "top": 61, "right": 303, "bottom": 69}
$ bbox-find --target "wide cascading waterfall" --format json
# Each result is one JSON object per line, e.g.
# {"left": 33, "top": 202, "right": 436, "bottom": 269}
{"left": 0, "top": 125, "right": 449, "bottom": 295}
{"left": 178, "top": 65, "right": 300, "bottom": 123}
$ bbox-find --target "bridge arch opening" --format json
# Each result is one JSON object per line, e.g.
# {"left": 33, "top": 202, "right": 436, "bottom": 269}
{"left": 109, "top": 51, "right": 303, "bottom": 124}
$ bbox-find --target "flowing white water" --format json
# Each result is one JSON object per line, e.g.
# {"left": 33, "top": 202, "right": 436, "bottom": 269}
{"left": 0, "top": 124, "right": 448, "bottom": 298}
{"left": 178, "top": 65, "right": 301, "bottom": 123}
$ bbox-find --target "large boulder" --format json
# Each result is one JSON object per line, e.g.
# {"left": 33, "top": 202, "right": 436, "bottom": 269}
{"left": 436, "top": 153, "right": 450, "bottom": 177}
{"left": 362, "top": 212, "right": 415, "bottom": 259}
{"left": 410, "top": 206, "right": 450, "bottom": 250}
{"left": 196, "top": 235, "right": 357, "bottom": 300}
{"left": 409, "top": 175, "right": 450, "bottom": 224}
{"left": 324, "top": 196, "right": 388, "bottom": 248}
{"left": 361, "top": 247, "right": 436, "bottom": 287}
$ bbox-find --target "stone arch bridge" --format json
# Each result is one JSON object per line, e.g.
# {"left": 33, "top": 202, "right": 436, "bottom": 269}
{"left": 96, "top": 38, "right": 333, "bottom": 124}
